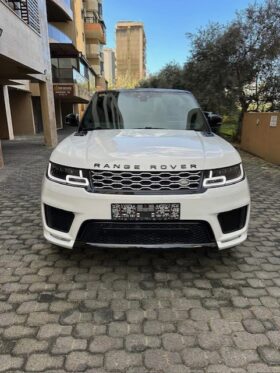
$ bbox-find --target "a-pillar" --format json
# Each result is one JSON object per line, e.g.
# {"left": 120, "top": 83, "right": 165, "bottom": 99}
{"left": 39, "top": 81, "right": 58, "bottom": 147}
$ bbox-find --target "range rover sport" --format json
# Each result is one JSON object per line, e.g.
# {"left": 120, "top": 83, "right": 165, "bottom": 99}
{"left": 41, "top": 89, "right": 250, "bottom": 250}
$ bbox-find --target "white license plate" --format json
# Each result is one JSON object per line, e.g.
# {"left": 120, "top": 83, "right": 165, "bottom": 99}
{"left": 111, "top": 203, "right": 180, "bottom": 221}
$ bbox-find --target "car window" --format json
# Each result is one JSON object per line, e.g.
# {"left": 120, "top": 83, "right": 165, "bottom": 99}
{"left": 81, "top": 91, "right": 209, "bottom": 131}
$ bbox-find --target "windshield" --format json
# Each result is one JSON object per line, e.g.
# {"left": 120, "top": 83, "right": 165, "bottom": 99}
{"left": 81, "top": 91, "right": 209, "bottom": 131}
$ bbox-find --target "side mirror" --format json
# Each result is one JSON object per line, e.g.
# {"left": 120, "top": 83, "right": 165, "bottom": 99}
{"left": 65, "top": 113, "right": 79, "bottom": 127}
{"left": 204, "top": 112, "right": 222, "bottom": 134}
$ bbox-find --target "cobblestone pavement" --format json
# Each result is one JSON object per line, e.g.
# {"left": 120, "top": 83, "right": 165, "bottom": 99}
{"left": 0, "top": 131, "right": 280, "bottom": 373}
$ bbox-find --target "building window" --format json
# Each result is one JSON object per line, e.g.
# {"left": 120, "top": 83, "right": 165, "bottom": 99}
{"left": 98, "top": 3, "right": 103, "bottom": 18}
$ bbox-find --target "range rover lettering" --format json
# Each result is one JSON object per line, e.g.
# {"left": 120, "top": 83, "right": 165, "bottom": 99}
{"left": 41, "top": 89, "right": 250, "bottom": 250}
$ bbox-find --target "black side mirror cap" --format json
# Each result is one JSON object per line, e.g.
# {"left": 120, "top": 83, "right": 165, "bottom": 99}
{"left": 65, "top": 113, "right": 79, "bottom": 127}
{"left": 204, "top": 112, "right": 222, "bottom": 133}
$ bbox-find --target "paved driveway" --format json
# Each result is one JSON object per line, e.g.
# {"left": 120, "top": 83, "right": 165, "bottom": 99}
{"left": 0, "top": 132, "right": 280, "bottom": 372}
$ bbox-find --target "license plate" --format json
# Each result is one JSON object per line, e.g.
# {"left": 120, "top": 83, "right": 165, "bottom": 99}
{"left": 111, "top": 203, "right": 180, "bottom": 221}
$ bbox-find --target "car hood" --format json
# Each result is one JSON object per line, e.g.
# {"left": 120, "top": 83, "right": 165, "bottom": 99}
{"left": 50, "top": 129, "right": 241, "bottom": 171}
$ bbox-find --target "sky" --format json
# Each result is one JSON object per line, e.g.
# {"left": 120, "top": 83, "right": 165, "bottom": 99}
{"left": 103, "top": 0, "right": 264, "bottom": 75}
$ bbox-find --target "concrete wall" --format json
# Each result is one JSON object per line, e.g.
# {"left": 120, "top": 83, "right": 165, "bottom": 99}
{"left": 9, "top": 80, "right": 31, "bottom": 92}
{"left": 104, "top": 48, "right": 115, "bottom": 85}
{"left": 0, "top": 0, "right": 57, "bottom": 146}
{"left": 0, "top": 2, "right": 45, "bottom": 74}
{"left": 30, "top": 83, "right": 41, "bottom": 97}
{"left": 241, "top": 112, "right": 280, "bottom": 165}
{"left": 9, "top": 89, "right": 36, "bottom": 136}
{"left": 73, "top": 0, "right": 86, "bottom": 55}
{"left": 38, "top": 0, "right": 58, "bottom": 147}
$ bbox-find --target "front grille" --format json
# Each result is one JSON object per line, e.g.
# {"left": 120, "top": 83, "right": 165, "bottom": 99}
{"left": 76, "top": 220, "right": 216, "bottom": 246}
{"left": 89, "top": 170, "right": 203, "bottom": 194}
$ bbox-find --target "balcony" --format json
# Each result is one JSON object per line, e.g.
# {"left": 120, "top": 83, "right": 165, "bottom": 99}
{"left": 3, "top": 0, "right": 40, "bottom": 34}
{"left": 96, "top": 76, "right": 107, "bottom": 91}
{"left": 84, "top": 0, "right": 99, "bottom": 13}
{"left": 86, "top": 44, "right": 101, "bottom": 59}
{"left": 46, "top": 0, "right": 73, "bottom": 22}
{"left": 0, "top": 1, "right": 45, "bottom": 79}
{"left": 91, "top": 64, "right": 101, "bottom": 76}
{"left": 48, "top": 23, "right": 79, "bottom": 57}
{"left": 84, "top": 1, "right": 103, "bottom": 21}
{"left": 84, "top": 22, "right": 106, "bottom": 44}
{"left": 52, "top": 67, "right": 95, "bottom": 102}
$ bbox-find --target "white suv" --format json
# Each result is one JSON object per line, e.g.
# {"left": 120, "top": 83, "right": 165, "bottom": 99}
{"left": 41, "top": 89, "right": 250, "bottom": 250}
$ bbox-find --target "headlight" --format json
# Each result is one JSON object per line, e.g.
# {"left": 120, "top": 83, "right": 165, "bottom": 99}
{"left": 203, "top": 164, "right": 244, "bottom": 188}
{"left": 47, "top": 162, "right": 89, "bottom": 187}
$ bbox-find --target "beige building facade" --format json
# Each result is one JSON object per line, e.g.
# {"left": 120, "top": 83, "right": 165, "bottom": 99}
{"left": 84, "top": 0, "right": 107, "bottom": 90}
{"left": 0, "top": 0, "right": 107, "bottom": 167}
{"left": 44, "top": 0, "right": 97, "bottom": 127}
{"left": 104, "top": 48, "right": 116, "bottom": 87}
{"left": 0, "top": 0, "right": 58, "bottom": 167}
{"left": 116, "top": 21, "right": 146, "bottom": 87}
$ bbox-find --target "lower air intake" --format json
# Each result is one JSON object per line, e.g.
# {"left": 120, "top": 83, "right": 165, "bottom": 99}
{"left": 44, "top": 204, "right": 74, "bottom": 233}
{"left": 76, "top": 220, "right": 216, "bottom": 246}
{"left": 218, "top": 205, "right": 248, "bottom": 234}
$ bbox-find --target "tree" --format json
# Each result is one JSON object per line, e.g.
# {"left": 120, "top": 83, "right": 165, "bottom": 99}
{"left": 139, "top": 62, "right": 185, "bottom": 90}
{"left": 139, "top": 0, "right": 280, "bottom": 136}
{"left": 183, "top": 23, "right": 238, "bottom": 114}
{"left": 114, "top": 72, "right": 140, "bottom": 89}
{"left": 184, "top": 0, "right": 280, "bottom": 131}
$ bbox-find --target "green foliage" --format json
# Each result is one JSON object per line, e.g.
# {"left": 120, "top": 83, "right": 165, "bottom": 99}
{"left": 139, "top": 0, "right": 280, "bottom": 122}
{"left": 139, "top": 62, "right": 185, "bottom": 90}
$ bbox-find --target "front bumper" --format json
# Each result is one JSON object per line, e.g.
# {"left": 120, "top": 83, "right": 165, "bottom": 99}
{"left": 41, "top": 177, "right": 250, "bottom": 250}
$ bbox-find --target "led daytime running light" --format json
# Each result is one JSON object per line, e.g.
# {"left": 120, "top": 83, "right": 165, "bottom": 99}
{"left": 203, "top": 164, "right": 243, "bottom": 188}
{"left": 48, "top": 163, "right": 89, "bottom": 187}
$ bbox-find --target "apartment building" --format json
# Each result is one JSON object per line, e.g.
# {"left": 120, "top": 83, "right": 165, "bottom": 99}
{"left": 0, "top": 0, "right": 107, "bottom": 167}
{"left": 116, "top": 21, "right": 146, "bottom": 87}
{"left": 104, "top": 48, "right": 116, "bottom": 87}
{"left": 39, "top": 0, "right": 97, "bottom": 128}
{"left": 45, "top": 0, "right": 107, "bottom": 124}
{"left": 0, "top": 0, "right": 57, "bottom": 167}
{"left": 83, "top": 0, "right": 107, "bottom": 90}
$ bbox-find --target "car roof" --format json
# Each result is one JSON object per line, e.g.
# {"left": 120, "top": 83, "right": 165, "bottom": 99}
{"left": 97, "top": 88, "right": 192, "bottom": 94}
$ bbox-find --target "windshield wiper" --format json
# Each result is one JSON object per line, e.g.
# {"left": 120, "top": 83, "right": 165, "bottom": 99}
{"left": 79, "top": 127, "right": 105, "bottom": 132}
{"left": 135, "top": 127, "right": 164, "bottom": 129}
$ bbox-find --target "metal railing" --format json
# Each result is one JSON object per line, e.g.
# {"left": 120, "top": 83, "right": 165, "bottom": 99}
{"left": 4, "top": 0, "right": 40, "bottom": 34}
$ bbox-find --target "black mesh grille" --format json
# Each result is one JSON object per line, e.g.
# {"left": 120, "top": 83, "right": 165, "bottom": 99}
{"left": 76, "top": 220, "right": 216, "bottom": 246}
